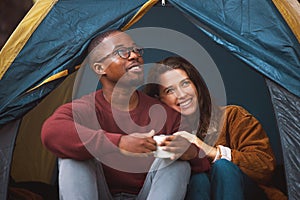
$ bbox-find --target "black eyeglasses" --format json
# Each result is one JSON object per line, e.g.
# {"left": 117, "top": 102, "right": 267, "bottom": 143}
{"left": 97, "top": 46, "right": 144, "bottom": 63}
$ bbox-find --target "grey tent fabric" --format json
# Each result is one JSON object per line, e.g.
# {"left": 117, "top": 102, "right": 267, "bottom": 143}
{"left": 266, "top": 79, "right": 300, "bottom": 200}
{"left": 0, "top": 120, "right": 21, "bottom": 199}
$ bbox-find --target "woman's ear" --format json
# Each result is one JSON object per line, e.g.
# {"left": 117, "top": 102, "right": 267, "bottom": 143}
{"left": 92, "top": 62, "right": 106, "bottom": 75}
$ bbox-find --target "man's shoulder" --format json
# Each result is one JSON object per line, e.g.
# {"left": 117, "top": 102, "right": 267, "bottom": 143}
{"left": 138, "top": 91, "right": 178, "bottom": 113}
{"left": 57, "top": 90, "right": 101, "bottom": 111}
{"left": 139, "top": 91, "right": 180, "bottom": 119}
{"left": 138, "top": 91, "right": 159, "bottom": 103}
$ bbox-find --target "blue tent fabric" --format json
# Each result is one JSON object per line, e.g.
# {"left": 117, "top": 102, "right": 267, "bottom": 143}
{"left": 169, "top": 0, "right": 300, "bottom": 97}
{"left": 0, "top": 0, "right": 299, "bottom": 126}
{"left": 0, "top": 0, "right": 149, "bottom": 126}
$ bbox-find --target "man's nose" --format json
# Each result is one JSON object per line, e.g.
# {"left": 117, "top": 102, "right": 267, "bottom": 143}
{"left": 128, "top": 50, "right": 141, "bottom": 59}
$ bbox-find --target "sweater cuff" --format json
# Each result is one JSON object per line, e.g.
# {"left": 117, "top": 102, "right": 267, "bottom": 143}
{"left": 212, "top": 145, "right": 232, "bottom": 163}
{"left": 104, "top": 132, "right": 123, "bottom": 146}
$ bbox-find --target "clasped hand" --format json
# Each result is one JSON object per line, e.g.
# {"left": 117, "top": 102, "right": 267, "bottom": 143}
{"left": 118, "top": 130, "right": 198, "bottom": 160}
{"left": 118, "top": 130, "right": 157, "bottom": 157}
{"left": 160, "top": 133, "right": 198, "bottom": 160}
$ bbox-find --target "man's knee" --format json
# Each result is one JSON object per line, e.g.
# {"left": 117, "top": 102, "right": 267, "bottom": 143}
{"left": 169, "top": 161, "right": 191, "bottom": 180}
{"left": 59, "top": 158, "right": 94, "bottom": 169}
{"left": 58, "top": 159, "right": 99, "bottom": 199}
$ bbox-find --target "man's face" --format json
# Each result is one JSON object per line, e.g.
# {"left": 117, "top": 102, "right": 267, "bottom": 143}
{"left": 94, "top": 32, "right": 144, "bottom": 87}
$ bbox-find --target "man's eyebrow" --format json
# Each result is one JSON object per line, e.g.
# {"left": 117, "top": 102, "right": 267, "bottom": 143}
{"left": 112, "top": 44, "right": 124, "bottom": 50}
{"left": 112, "top": 43, "right": 137, "bottom": 50}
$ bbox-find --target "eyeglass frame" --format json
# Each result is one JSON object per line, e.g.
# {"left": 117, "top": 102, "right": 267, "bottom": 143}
{"left": 96, "top": 46, "right": 144, "bottom": 63}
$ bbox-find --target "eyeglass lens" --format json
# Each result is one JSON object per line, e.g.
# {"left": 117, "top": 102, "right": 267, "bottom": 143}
{"left": 117, "top": 47, "right": 144, "bottom": 59}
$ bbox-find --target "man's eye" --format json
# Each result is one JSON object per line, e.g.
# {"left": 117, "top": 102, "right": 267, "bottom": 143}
{"left": 117, "top": 49, "right": 127, "bottom": 54}
{"left": 116, "top": 48, "right": 128, "bottom": 57}
{"left": 133, "top": 47, "right": 144, "bottom": 54}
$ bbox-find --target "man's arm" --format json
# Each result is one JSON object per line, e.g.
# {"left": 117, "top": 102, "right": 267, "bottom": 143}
{"left": 41, "top": 101, "right": 122, "bottom": 160}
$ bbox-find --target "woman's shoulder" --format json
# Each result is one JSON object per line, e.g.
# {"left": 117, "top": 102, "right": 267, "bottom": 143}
{"left": 220, "top": 105, "right": 256, "bottom": 124}
{"left": 223, "top": 105, "right": 251, "bottom": 116}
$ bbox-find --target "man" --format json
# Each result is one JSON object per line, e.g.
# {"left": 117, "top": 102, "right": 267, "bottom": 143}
{"left": 41, "top": 30, "right": 209, "bottom": 199}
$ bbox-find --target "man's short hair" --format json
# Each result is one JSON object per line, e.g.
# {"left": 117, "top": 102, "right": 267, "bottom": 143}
{"left": 88, "top": 29, "right": 121, "bottom": 53}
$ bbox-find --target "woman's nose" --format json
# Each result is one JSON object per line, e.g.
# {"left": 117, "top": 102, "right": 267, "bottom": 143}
{"left": 175, "top": 88, "right": 186, "bottom": 98}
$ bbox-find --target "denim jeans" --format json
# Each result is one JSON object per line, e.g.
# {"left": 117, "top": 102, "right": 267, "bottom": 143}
{"left": 58, "top": 158, "right": 190, "bottom": 200}
{"left": 186, "top": 159, "right": 267, "bottom": 200}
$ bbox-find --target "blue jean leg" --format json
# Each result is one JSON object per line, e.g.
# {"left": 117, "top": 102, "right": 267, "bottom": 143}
{"left": 138, "top": 159, "right": 191, "bottom": 200}
{"left": 185, "top": 173, "right": 210, "bottom": 200}
{"left": 58, "top": 158, "right": 190, "bottom": 200}
{"left": 211, "top": 159, "right": 267, "bottom": 200}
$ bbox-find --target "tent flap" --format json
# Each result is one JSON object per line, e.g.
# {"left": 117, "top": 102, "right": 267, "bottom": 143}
{"left": 0, "top": 120, "right": 20, "bottom": 198}
{"left": 169, "top": 0, "right": 300, "bottom": 97}
{"left": 0, "top": 0, "right": 150, "bottom": 126}
{"left": 266, "top": 79, "right": 300, "bottom": 200}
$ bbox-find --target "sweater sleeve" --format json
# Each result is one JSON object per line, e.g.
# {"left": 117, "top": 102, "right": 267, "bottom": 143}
{"left": 41, "top": 100, "right": 122, "bottom": 160}
{"left": 189, "top": 156, "right": 211, "bottom": 173}
{"left": 225, "top": 106, "right": 276, "bottom": 184}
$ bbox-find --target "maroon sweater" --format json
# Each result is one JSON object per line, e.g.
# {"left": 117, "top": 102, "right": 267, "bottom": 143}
{"left": 42, "top": 90, "right": 209, "bottom": 194}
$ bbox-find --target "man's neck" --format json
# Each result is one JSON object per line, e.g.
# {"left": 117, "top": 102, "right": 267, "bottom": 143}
{"left": 102, "top": 85, "right": 139, "bottom": 111}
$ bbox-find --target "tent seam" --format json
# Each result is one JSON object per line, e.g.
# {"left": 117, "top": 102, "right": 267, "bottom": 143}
{"left": 121, "top": 0, "right": 159, "bottom": 31}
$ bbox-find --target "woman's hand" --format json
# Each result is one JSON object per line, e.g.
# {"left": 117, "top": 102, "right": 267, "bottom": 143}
{"left": 161, "top": 135, "right": 198, "bottom": 160}
{"left": 173, "top": 131, "right": 197, "bottom": 144}
{"left": 173, "top": 131, "right": 217, "bottom": 160}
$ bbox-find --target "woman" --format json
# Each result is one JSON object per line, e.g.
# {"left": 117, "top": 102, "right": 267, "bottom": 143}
{"left": 144, "top": 56, "right": 287, "bottom": 200}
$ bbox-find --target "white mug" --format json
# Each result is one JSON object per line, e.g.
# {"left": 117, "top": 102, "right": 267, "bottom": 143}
{"left": 153, "top": 135, "right": 175, "bottom": 158}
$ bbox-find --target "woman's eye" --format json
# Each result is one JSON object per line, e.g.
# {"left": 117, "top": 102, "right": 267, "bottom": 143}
{"left": 165, "top": 88, "right": 175, "bottom": 94}
{"left": 181, "top": 80, "right": 191, "bottom": 87}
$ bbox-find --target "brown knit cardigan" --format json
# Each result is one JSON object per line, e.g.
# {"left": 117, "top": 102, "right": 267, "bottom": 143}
{"left": 215, "top": 105, "right": 287, "bottom": 200}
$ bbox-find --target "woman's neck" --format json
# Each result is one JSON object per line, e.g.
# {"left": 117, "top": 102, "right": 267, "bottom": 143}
{"left": 185, "top": 112, "right": 200, "bottom": 131}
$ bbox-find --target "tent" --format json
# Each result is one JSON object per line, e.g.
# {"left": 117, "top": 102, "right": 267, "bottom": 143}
{"left": 0, "top": 0, "right": 299, "bottom": 199}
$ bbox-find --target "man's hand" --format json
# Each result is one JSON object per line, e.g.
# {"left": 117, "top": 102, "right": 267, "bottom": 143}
{"left": 118, "top": 130, "right": 156, "bottom": 157}
{"left": 161, "top": 135, "right": 198, "bottom": 160}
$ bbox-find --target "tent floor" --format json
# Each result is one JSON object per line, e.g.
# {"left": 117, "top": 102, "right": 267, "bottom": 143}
{"left": 7, "top": 164, "right": 287, "bottom": 199}
{"left": 8, "top": 179, "right": 58, "bottom": 200}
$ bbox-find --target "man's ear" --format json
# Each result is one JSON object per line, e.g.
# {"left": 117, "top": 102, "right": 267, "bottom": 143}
{"left": 92, "top": 62, "right": 106, "bottom": 75}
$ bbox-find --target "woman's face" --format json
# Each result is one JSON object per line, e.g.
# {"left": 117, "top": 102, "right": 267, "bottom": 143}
{"left": 159, "top": 69, "right": 198, "bottom": 116}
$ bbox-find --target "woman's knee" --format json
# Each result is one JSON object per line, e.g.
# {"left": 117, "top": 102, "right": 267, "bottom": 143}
{"left": 189, "top": 173, "right": 210, "bottom": 189}
{"left": 211, "top": 159, "right": 243, "bottom": 180}
{"left": 186, "top": 173, "right": 210, "bottom": 200}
